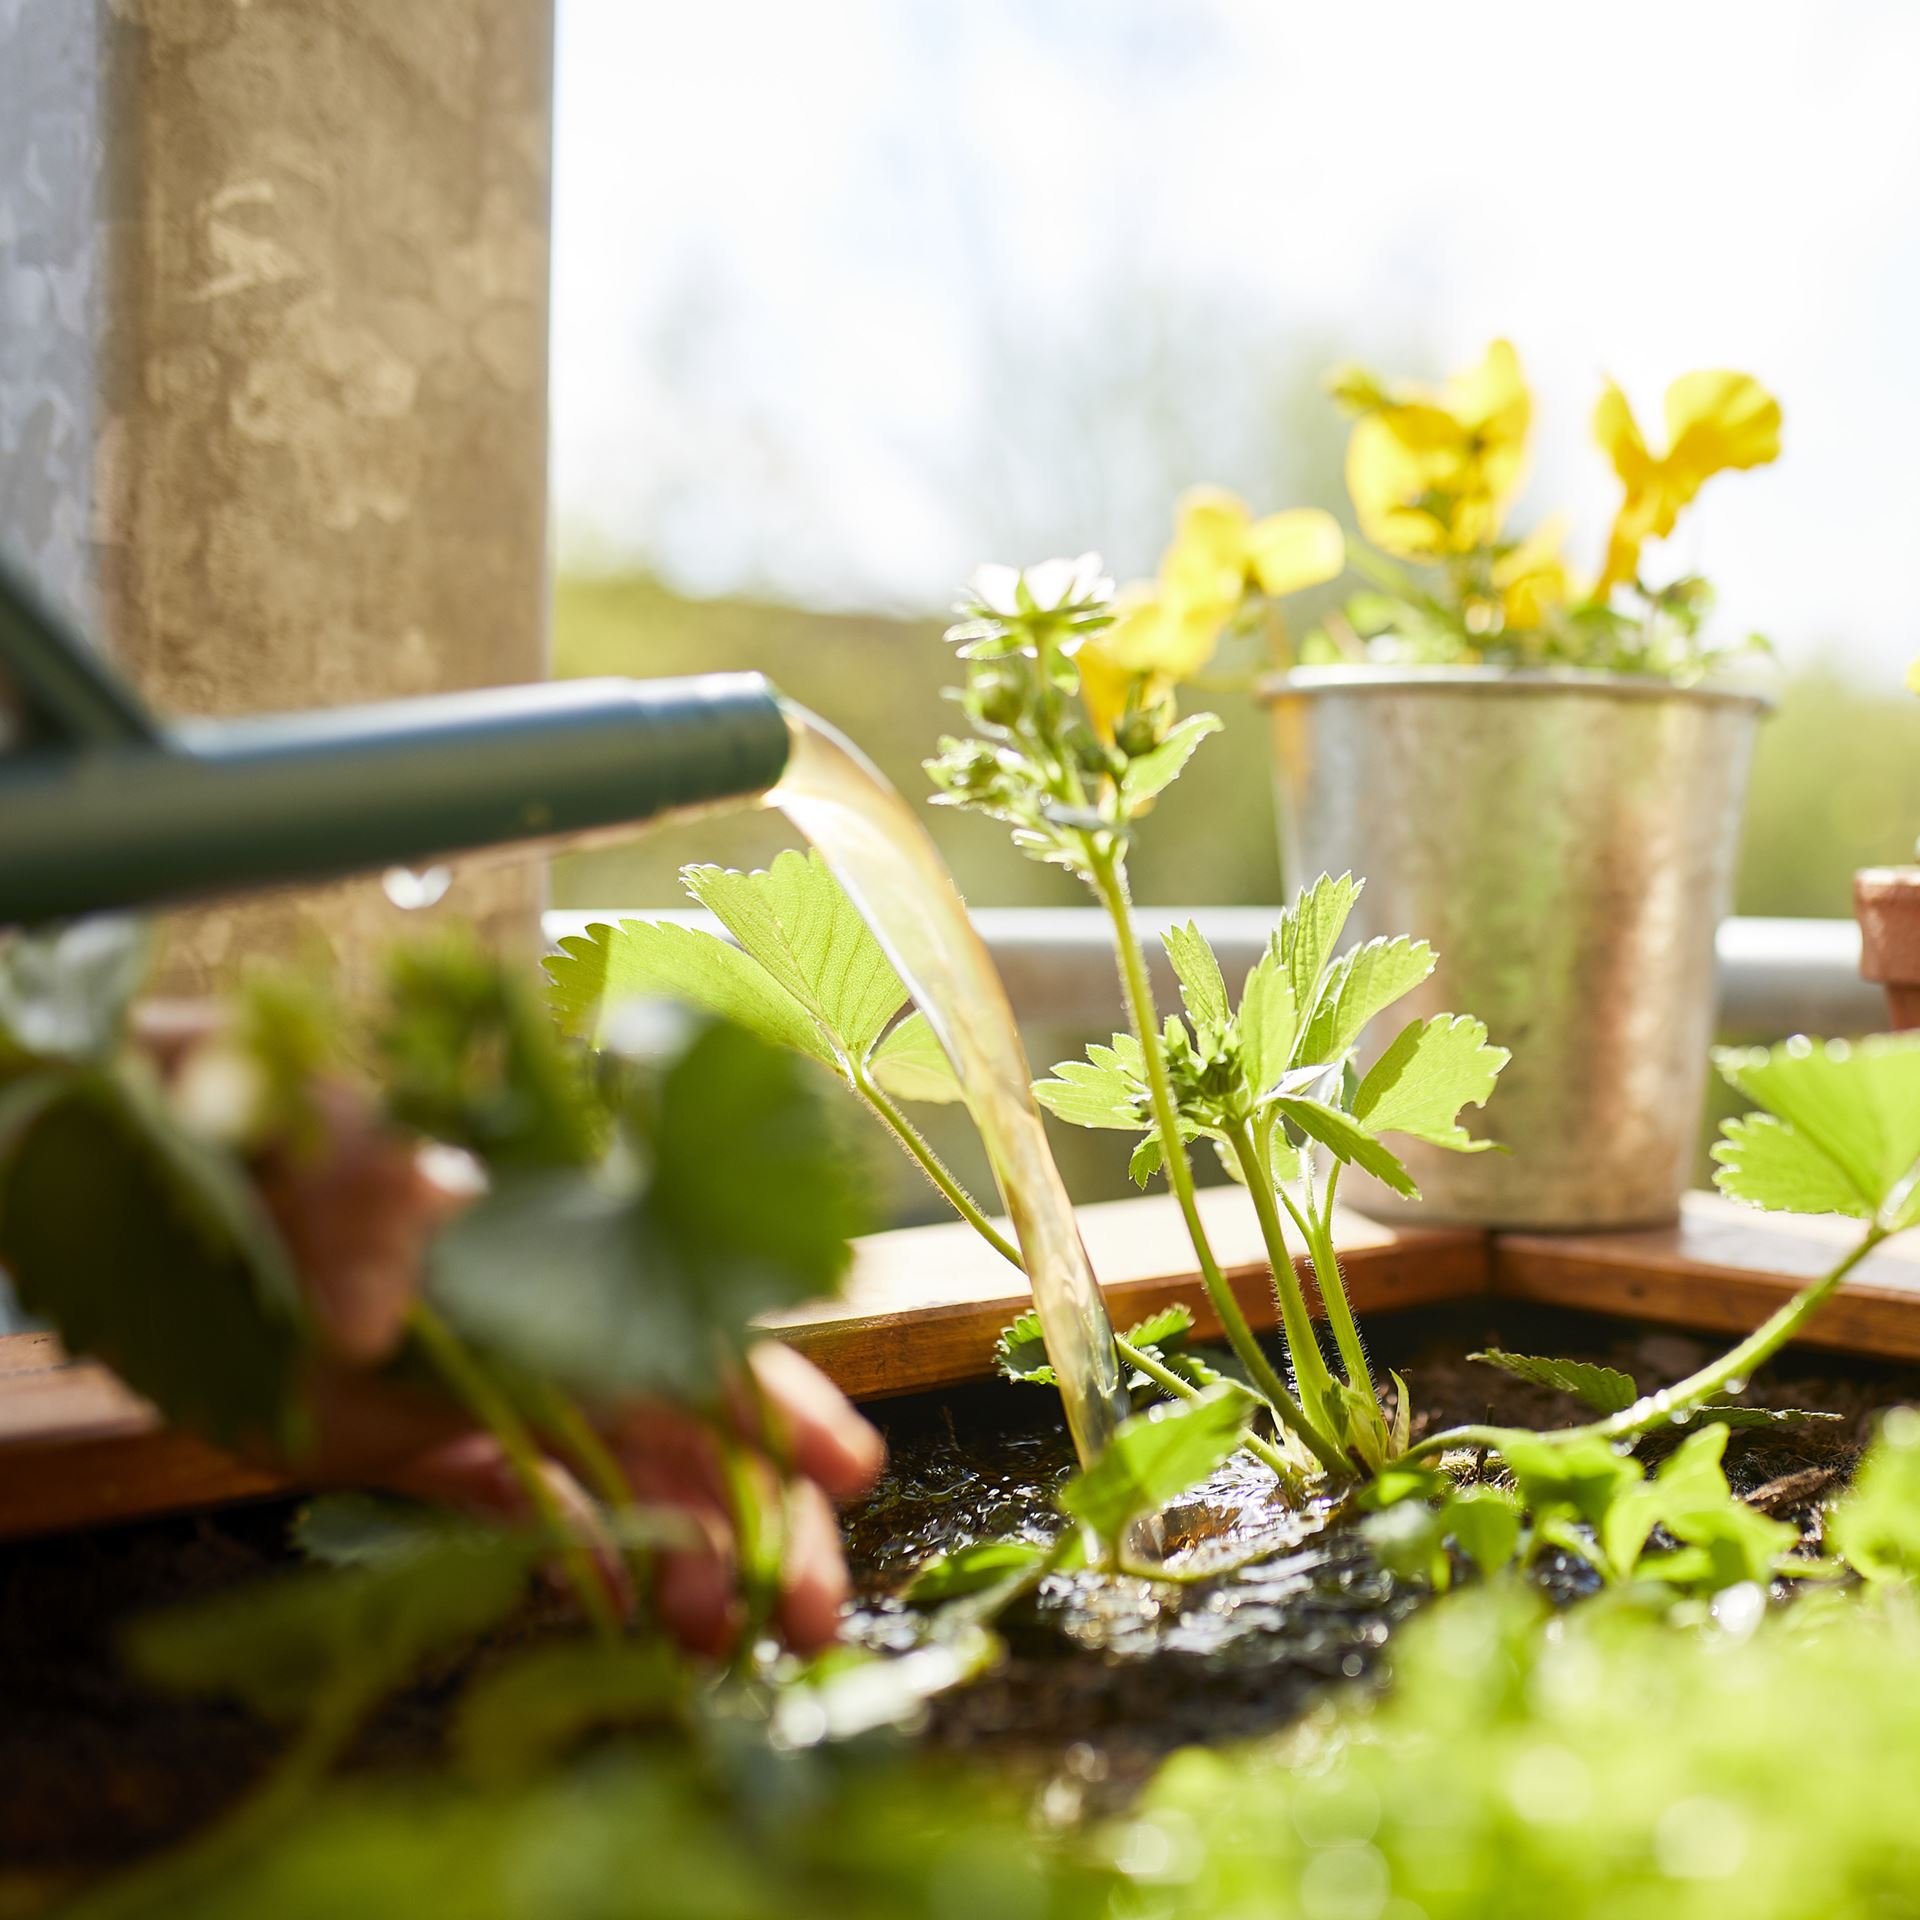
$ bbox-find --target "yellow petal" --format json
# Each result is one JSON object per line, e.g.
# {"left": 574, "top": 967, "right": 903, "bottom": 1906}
{"left": 1099, "top": 585, "right": 1228, "bottom": 683}
{"left": 1345, "top": 412, "right": 1449, "bottom": 558}
{"left": 1664, "top": 370, "right": 1782, "bottom": 489}
{"left": 1161, "top": 487, "right": 1253, "bottom": 611}
{"left": 1246, "top": 508, "right": 1346, "bottom": 597}
{"left": 1906, "top": 657, "right": 1920, "bottom": 697}
{"left": 1075, "top": 636, "right": 1134, "bottom": 741}
{"left": 1593, "top": 378, "right": 1653, "bottom": 488}
{"left": 1493, "top": 515, "right": 1577, "bottom": 629}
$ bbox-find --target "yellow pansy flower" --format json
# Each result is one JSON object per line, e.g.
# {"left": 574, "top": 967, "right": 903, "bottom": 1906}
{"left": 1492, "top": 515, "right": 1580, "bottom": 632}
{"left": 1078, "top": 489, "right": 1343, "bottom": 739}
{"left": 1160, "top": 486, "right": 1347, "bottom": 614}
{"left": 1593, "top": 370, "right": 1782, "bottom": 594}
{"left": 1334, "top": 340, "right": 1532, "bottom": 559}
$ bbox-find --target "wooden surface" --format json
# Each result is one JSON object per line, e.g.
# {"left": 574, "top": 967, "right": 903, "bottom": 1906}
{"left": 766, "top": 1184, "right": 1485, "bottom": 1400}
{"left": 7, "top": 1187, "right": 1920, "bottom": 1542}
{"left": 1495, "top": 1191, "right": 1920, "bottom": 1360}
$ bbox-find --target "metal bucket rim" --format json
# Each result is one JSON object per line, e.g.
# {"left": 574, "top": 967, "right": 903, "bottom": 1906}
{"left": 1255, "top": 665, "right": 1776, "bottom": 713}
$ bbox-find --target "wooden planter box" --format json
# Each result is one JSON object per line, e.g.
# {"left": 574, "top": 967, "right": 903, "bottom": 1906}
{"left": 5, "top": 1189, "right": 1920, "bottom": 1540}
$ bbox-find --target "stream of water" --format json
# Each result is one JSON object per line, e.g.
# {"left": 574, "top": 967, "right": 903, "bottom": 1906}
{"left": 771, "top": 706, "right": 1130, "bottom": 1469}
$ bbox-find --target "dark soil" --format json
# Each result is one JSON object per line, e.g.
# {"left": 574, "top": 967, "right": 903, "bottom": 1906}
{"left": 1, "top": 1300, "right": 1912, "bottom": 1869}
{"left": 839, "top": 1299, "right": 1911, "bottom": 1812}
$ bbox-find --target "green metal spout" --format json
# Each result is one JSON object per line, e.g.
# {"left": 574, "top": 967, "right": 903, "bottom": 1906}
{"left": 0, "top": 557, "right": 791, "bottom": 927}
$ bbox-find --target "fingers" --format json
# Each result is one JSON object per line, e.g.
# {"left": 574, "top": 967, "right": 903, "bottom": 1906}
{"left": 743, "top": 1342, "right": 886, "bottom": 1501}
{"left": 255, "top": 1090, "right": 475, "bottom": 1366}
{"left": 776, "top": 1478, "right": 852, "bottom": 1653}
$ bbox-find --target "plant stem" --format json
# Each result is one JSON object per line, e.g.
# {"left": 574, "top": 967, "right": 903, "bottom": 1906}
{"left": 409, "top": 1303, "right": 621, "bottom": 1643}
{"left": 1089, "top": 849, "right": 1348, "bottom": 1477}
{"left": 1224, "top": 1118, "right": 1337, "bottom": 1432}
{"left": 1295, "top": 1157, "right": 1374, "bottom": 1394}
{"left": 1404, "top": 1225, "right": 1891, "bottom": 1464}
{"left": 853, "top": 1067, "right": 1023, "bottom": 1268}
{"left": 1583, "top": 1225, "right": 1888, "bottom": 1444}
{"left": 1117, "top": 1334, "right": 1302, "bottom": 1492}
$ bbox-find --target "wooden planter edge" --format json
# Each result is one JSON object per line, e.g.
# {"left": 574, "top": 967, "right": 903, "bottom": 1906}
{"left": 4, "top": 1188, "right": 1919, "bottom": 1542}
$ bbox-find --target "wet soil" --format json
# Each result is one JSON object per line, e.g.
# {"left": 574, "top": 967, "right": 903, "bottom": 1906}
{"left": 839, "top": 1299, "right": 1912, "bottom": 1810}
{"left": 1, "top": 1300, "right": 1913, "bottom": 1868}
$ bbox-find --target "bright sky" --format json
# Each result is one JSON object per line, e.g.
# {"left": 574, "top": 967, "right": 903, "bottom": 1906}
{"left": 551, "top": 0, "right": 1920, "bottom": 678}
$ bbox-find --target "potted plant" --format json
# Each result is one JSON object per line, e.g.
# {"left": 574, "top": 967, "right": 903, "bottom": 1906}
{"left": 1222, "top": 340, "right": 1785, "bottom": 1228}
{"left": 1854, "top": 659, "right": 1920, "bottom": 1030}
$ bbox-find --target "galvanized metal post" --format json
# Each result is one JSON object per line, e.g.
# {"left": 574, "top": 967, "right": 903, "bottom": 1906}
{"left": 0, "top": 0, "right": 555, "bottom": 988}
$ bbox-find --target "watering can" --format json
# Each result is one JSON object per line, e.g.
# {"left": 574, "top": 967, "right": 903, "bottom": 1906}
{"left": 0, "top": 554, "right": 793, "bottom": 927}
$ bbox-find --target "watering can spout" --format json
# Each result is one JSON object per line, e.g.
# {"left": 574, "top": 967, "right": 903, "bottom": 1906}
{"left": 0, "top": 556, "right": 792, "bottom": 928}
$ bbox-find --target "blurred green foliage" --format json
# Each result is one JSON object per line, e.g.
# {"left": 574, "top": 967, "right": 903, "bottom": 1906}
{"left": 1130, "top": 1579, "right": 1920, "bottom": 1920}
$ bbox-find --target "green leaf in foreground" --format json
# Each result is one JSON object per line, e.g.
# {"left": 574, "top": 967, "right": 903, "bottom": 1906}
{"left": 453, "top": 1642, "right": 681, "bottom": 1785}
{"left": 1271, "top": 1093, "right": 1417, "bottom": 1197}
{"left": 1469, "top": 1350, "right": 1639, "bottom": 1414}
{"left": 905, "top": 1539, "right": 1052, "bottom": 1603}
{"left": 1057, "top": 1383, "right": 1254, "bottom": 1548}
{"left": 427, "top": 1021, "right": 864, "bottom": 1400}
{"left": 865, "top": 1010, "right": 964, "bottom": 1103}
{"left": 1355, "top": 1014, "right": 1509, "bottom": 1151}
{"left": 1120, "top": 711, "right": 1222, "bottom": 804}
{"left": 1829, "top": 1406, "right": 1920, "bottom": 1583}
{"left": 0, "top": 1071, "right": 303, "bottom": 1449}
{"left": 1713, "top": 1034, "right": 1920, "bottom": 1222}
{"left": 126, "top": 1538, "right": 531, "bottom": 1723}
{"left": 1295, "top": 934, "right": 1436, "bottom": 1068}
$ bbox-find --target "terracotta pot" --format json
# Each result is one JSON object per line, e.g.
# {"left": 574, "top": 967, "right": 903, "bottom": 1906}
{"left": 1854, "top": 866, "right": 1920, "bottom": 1031}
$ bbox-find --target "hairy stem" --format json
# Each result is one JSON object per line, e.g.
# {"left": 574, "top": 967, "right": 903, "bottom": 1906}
{"left": 853, "top": 1067, "right": 1023, "bottom": 1268}
{"left": 1117, "top": 1334, "right": 1303, "bottom": 1492}
{"left": 1089, "top": 849, "right": 1348, "bottom": 1477}
{"left": 410, "top": 1303, "right": 621, "bottom": 1643}
{"left": 1292, "top": 1157, "right": 1374, "bottom": 1396}
{"left": 1224, "top": 1118, "right": 1337, "bottom": 1434}
{"left": 1404, "top": 1225, "right": 1891, "bottom": 1464}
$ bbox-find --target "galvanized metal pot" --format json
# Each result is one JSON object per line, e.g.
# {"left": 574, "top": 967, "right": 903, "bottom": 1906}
{"left": 1259, "top": 667, "right": 1771, "bottom": 1229}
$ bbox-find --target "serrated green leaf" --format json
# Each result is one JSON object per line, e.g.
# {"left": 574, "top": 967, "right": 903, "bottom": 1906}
{"left": 1120, "top": 712, "right": 1222, "bottom": 804}
{"left": 1355, "top": 1014, "right": 1509, "bottom": 1151}
{"left": 1236, "top": 947, "right": 1298, "bottom": 1097}
{"left": 993, "top": 1309, "right": 1054, "bottom": 1386}
{"left": 1124, "top": 1303, "right": 1195, "bottom": 1350}
{"left": 1275, "top": 873, "right": 1361, "bottom": 1019}
{"left": 1129, "top": 1132, "right": 1166, "bottom": 1187}
{"left": 294, "top": 1494, "right": 490, "bottom": 1569}
{"left": 453, "top": 1641, "right": 680, "bottom": 1785}
{"left": 126, "top": 1537, "right": 532, "bottom": 1723}
{"left": 1714, "top": 1034, "right": 1920, "bottom": 1219}
{"left": 1468, "top": 1350, "right": 1639, "bottom": 1414}
{"left": 1057, "top": 1382, "right": 1253, "bottom": 1548}
{"left": 1271, "top": 1093, "right": 1417, "bottom": 1197}
{"left": 545, "top": 919, "right": 832, "bottom": 1066}
{"left": 684, "top": 850, "right": 908, "bottom": 1062}
{"left": 1162, "top": 922, "right": 1230, "bottom": 1036}
{"left": 1691, "top": 1404, "right": 1842, "bottom": 1431}
{"left": 1710, "top": 1113, "right": 1875, "bottom": 1220}
{"left": 1032, "top": 1051, "right": 1148, "bottom": 1131}
{"left": 1296, "top": 935, "right": 1436, "bottom": 1068}
{"left": 905, "top": 1539, "right": 1051, "bottom": 1603}
{"left": 866, "top": 1011, "right": 964, "bottom": 1105}
{"left": 0, "top": 1070, "right": 304, "bottom": 1449}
